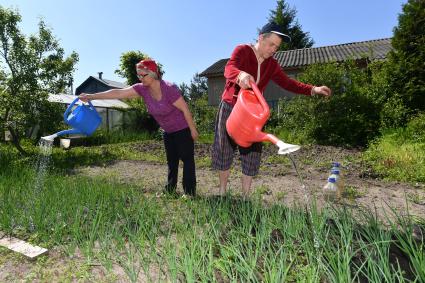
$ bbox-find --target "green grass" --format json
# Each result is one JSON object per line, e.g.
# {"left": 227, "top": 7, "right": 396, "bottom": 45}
{"left": 363, "top": 114, "right": 425, "bottom": 183}
{"left": 0, "top": 161, "right": 424, "bottom": 282}
{"left": 363, "top": 130, "right": 425, "bottom": 183}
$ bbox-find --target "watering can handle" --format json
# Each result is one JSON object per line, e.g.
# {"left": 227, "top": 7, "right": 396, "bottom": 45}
{"left": 249, "top": 81, "right": 269, "bottom": 116}
{"left": 63, "top": 97, "right": 96, "bottom": 123}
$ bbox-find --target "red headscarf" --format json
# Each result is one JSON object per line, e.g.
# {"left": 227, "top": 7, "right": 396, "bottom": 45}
{"left": 136, "top": 59, "right": 159, "bottom": 77}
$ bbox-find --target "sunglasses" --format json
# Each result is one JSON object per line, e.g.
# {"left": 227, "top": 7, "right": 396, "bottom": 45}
{"left": 137, "top": 73, "right": 149, "bottom": 79}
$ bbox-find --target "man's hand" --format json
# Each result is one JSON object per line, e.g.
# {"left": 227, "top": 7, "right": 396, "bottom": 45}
{"left": 312, "top": 86, "right": 332, "bottom": 97}
{"left": 237, "top": 71, "right": 255, "bottom": 89}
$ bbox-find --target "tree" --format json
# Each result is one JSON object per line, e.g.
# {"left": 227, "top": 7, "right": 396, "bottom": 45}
{"left": 0, "top": 6, "right": 79, "bottom": 154}
{"left": 268, "top": 0, "right": 314, "bottom": 51}
{"left": 178, "top": 73, "right": 208, "bottom": 101}
{"left": 387, "top": 0, "right": 425, "bottom": 113}
{"left": 115, "top": 51, "right": 164, "bottom": 86}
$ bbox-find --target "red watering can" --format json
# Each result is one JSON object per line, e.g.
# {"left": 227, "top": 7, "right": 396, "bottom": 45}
{"left": 226, "top": 82, "right": 300, "bottom": 155}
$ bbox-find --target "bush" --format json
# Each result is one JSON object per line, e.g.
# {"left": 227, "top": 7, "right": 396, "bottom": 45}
{"left": 123, "top": 99, "right": 159, "bottom": 133}
{"left": 270, "top": 60, "right": 383, "bottom": 147}
{"left": 188, "top": 95, "right": 217, "bottom": 134}
{"left": 403, "top": 112, "right": 425, "bottom": 143}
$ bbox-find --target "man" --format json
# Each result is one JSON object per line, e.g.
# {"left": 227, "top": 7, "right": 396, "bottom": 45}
{"left": 212, "top": 21, "right": 331, "bottom": 197}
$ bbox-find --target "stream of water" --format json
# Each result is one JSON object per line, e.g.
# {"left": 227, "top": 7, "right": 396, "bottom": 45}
{"left": 34, "top": 139, "right": 53, "bottom": 192}
{"left": 28, "top": 138, "right": 54, "bottom": 231}
{"left": 287, "top": 154, "right": 320, "bottom": 249}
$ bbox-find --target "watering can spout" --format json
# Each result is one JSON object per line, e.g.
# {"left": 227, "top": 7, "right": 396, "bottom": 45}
{"left": 276, "top": 140, "right": 300, "bottom": 155}
{"left": 259, "top": 133, "right": 300, "bottom": 155}
{"left": 41, "top": 133, "right": 58, "bottom": 142}
{"left": 41, "top": 128, "right": 82, "bottom": 142}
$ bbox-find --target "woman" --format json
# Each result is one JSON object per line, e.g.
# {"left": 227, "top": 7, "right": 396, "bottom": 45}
{"left": 79, "top": 59, "right": 198, "bottom": 197}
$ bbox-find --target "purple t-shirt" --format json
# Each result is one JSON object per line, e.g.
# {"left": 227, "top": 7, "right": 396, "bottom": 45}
{"left": 132, "top": 80, "right": 188, "bottom": 133}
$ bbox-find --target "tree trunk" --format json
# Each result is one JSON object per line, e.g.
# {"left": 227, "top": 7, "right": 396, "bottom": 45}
{"left": 7, "top": 126, "right": 28, "bottom": 156}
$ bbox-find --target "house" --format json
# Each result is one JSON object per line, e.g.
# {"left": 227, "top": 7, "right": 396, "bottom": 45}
{"left": 75, "top": 72, "right": 128, "bottom": 95}
{"left": 200, "top": 38, "right": 392, "bottom": 106}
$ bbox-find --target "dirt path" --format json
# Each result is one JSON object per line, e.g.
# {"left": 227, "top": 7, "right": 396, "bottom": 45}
{"left": 76, "top": 143, "right": 425, "bottom": 221}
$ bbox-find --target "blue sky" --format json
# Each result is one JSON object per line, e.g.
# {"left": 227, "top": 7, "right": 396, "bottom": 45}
{"left": 2, "top": 0, "right": 406, "bottom": 90}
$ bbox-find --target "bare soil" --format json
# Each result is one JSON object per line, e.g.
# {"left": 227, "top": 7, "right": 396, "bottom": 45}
{"left": 78, "top": 142, "right": 425, "bottom": 221}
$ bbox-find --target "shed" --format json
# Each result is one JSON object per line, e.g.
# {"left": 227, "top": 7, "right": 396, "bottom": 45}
{"left": 48, "top": 93, "right": 130, "bottom": 132}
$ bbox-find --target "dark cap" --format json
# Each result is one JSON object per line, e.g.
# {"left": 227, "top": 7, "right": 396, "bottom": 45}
{"left": 259, "top": 21, "right": 291, "bottom": 43}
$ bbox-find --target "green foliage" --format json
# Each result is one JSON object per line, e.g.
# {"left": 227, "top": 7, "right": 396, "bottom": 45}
{"left": 268, "top": 0, "right": 314, "bottom": 51}
{"left": 122, "top": 100, "right": 160, "bottom": 134}
{"left": 364, "top": 113, "right": 425, "bottom": 182}
{"left": 387, "top": 0, "right": 425, "bottom": 112}
{"left": 379, "top": 95, "right": 409, "bottom": 130}
{"left": 75, "top": 128, "right": 159, "bottom": 146}
{"left": 179, "top": 73, "right": 208, "bottom": 100}
{"left": 0, "top": 6, "right": 78, "bottom": 153}
{"left": 405, "top": 112, "right": 425, "bottom": 143}
{"left": 188, "top": 95, "right": 217, "bottom": 134}
{"left": 270, "top": 60, "right": 384, "bottom": 147}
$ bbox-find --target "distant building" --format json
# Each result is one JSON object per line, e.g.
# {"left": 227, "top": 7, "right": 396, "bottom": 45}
{"left": 47, "top": 93, "right": 129, "bottom": 133}
{"left": 71, "top": 72, "right": 130, "bottom": 132}
{"left": 75, "top": 72, "right": 128, "bottom": 95}
{"left": 200, "top": 38, "right": 392, "bottom": 106}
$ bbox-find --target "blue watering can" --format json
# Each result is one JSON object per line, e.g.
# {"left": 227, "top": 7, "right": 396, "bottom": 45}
{"left": 41, "top": 97, "right": 102, "bottom": 141}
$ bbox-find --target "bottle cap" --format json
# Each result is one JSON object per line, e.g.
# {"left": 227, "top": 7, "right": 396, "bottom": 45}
{"left": 331, "top": 169, "right": 340, "bottom": 174}
{"left": 331, "top": 162, "right": 340, "bottom": 167}
{"left": 328, "top": 177, "right": 336, "bottom": 183}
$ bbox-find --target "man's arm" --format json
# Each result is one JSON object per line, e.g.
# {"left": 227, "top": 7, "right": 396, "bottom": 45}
{"left": 224, "top": 45, "right": 254, "bottom": 89}
{"left": 271, "top": 61, "right": 331, "bottom": 97}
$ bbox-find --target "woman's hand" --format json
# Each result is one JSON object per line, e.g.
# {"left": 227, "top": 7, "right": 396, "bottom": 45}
{"left": 190, "top": 128, "right": 199, "bottom": 141}
{"left": 78, "top": 93, "right": 91, "bottom": 102}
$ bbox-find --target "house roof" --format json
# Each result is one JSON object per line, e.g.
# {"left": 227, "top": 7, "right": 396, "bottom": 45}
{"left": 48, "top": 93, "right": 130, "bottom": 109}
{"left": 75, "top": 76, "right": 128, "bottom": 94}
{"left": 93, "top": 77, "right": 128, "bottom": 89}
{"left": 200, "top": 38, "right": 392, "bottom": 77}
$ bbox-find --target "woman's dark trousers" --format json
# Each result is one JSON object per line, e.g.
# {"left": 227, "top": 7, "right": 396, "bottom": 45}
{"left": 163, "top": 127, "right": 196, "bottom": 196}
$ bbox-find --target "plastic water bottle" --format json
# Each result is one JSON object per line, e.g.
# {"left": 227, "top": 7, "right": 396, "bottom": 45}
{"left": 329, "top": 169, "right": 343, "bottom": 199}
{"left": 331, "top": 161, "right": 340, "bottom": 169}
{"left": 331, "top": 162, "right": 345, "bottom": 197}
{"left": 323, "top": 177, "right": 338, "bottom": 201}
